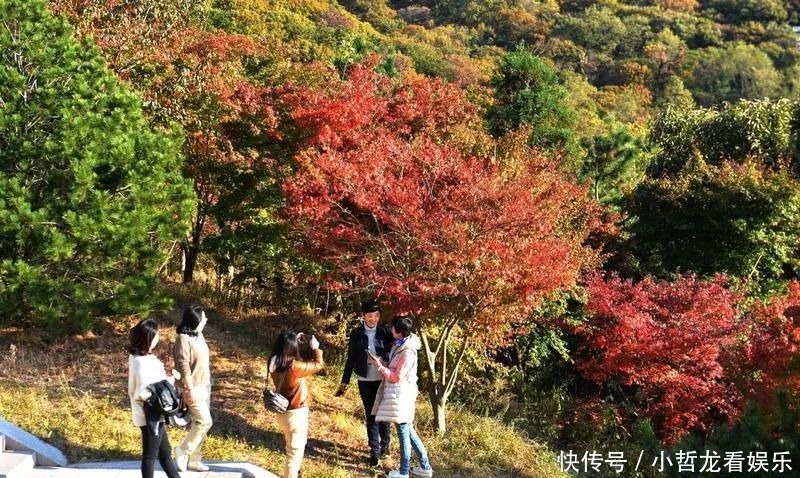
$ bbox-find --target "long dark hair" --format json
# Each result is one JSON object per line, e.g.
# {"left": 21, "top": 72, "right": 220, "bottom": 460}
{"left": 269, "top": 332, "right": 300, "bottom": 372}
{"left": 177, "top": 304, "right": 203, "bottom": 336}
{"left": 129, "top": 318, "right": 158, "bottom": 355}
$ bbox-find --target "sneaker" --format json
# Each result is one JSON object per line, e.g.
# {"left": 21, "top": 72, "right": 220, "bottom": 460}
{"left": 387, "top": 470, "right": 410, "bottom": 478}
{"left": 380, "top": 445, "right": 390, "bottom": 457}
{"left": 173, "top": 447, "right": 188, "bottom": 472}
{"left": 411, "top": 465, "right": 433, "bottom": 477}
{"left": 188, "top": 461, "right": 210, "bottom": 472}
{"left": 369, "top": 454, "right": 380, "bottom": 467}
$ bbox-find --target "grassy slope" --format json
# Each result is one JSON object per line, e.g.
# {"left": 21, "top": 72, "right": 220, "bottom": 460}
{"left": 0, "top": 285, "right": 567, "bottom": 478}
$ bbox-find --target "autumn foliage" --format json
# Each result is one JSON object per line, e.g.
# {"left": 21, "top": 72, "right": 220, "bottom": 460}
{"left": 280, "top": 63, "right": 601, "bottom": 432}
{"left": 44, "top": 0, "right": 800, "bottom": 449}
{"left": 578, "top": 272, "right": 800, "bottom": 444}
{"left": 739, "top": 281, "right": 800, "bottom": 410}
{"left": 283, "top": 63, "right": 597, "bottom": 338}
{"left": 579, "top": 273, "right": 745, "bottom": 443}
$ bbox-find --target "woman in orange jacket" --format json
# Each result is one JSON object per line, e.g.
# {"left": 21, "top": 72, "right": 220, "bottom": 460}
{"left": 268, "top": 332, "right": 325, "bottom": 478}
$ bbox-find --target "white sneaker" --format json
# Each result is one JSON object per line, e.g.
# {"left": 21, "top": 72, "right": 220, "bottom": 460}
{"left": 412, "top": 465, "right": 434, "bottom": 476}
{"left": 173, "top": 447, "right": 188, "bottom": 472}
{"left": 188, "top": 461, "right": 210, "bottom": 472}
{"left": 387, "top": 470, "right": 410, "bottom": 478}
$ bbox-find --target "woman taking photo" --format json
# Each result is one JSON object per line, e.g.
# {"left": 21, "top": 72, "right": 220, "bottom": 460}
{"left": 127, "top": 318, "right": 183, "bottom": 478}
{"left": 370, "top": 315, "right": 434, "bottom": 478}
{"left": 173, "top": 304, "right": 213, "bottom": 472}
{"left": 269, "top": 331, "right": 325, "bottom": 478}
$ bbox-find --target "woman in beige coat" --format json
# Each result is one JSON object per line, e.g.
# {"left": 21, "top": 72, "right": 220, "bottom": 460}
{"left": 173, "top": 305, "right": 212, "bottom": 472}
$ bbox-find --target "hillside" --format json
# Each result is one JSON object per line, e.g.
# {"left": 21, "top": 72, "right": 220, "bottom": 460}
{"left": 52, "top": 0, "right": 800, "bottom": 142}
{"left": 0, "top": 284, "right": 568, "bottom": 478}
{"left": 5, "top": 2, "right": 800, "bottom": 477}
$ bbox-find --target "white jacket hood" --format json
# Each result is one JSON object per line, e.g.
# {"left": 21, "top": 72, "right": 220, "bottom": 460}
{"left": 396, "top": 334, "right": 421, "bottom": 353}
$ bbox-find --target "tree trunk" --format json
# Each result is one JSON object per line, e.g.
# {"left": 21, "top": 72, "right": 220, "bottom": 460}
{"left": 182, "top": 204, "right": 205, "bottom": 284}
{"left": 430, "top": 393, "right": 447, "bottom": 434}
{"left": 420, "top": 320, "right": 470, "bottom": 435}
{"left": 182, "top": 243, "right": 198, "bottom": 283}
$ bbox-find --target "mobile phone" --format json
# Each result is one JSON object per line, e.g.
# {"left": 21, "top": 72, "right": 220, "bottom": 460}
{"left": 365, "top": 349, "right": 379, "bottom": 361}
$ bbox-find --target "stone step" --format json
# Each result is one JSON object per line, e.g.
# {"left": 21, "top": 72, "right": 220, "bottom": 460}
{"left": 0, "top": 420, "right": 67, "bottom": 466}
{"left": 25, "top": 469, "right": 242, "bottom": 478}
{"left": 0, "top": 450, "right": 36, "bottom": 478}
{"left": 73, "top": 460, "right": 274, "bottom": 477}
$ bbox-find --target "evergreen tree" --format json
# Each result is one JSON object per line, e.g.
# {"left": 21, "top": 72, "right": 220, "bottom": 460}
{"left": 659, "top": 76, "right": 696, "bottom": 110}
{"left": 0, "top": 0, "right": 193, "bottom": 332}
{"left": 622, "top": 161, "right": 800, "bottom": 291}
{"left": 488, "top": 47, "right": 582, "bottom": 166}
{"left": 649, "top": 99, "right": 797, "bottom": 178}
{"left": 580, "top": 125, "right": 645, "bottom": 204}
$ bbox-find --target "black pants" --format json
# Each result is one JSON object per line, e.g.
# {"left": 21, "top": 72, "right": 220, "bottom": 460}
{"left": 358, "top": 380, "right": 391, "bottom": 456}
{"left": 140, "top": 423, "right": 182, "bottom": 478}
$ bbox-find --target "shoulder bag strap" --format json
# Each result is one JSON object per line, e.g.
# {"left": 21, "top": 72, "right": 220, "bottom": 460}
{"left": 268, "top": 358, "right": 287, "bottom": 391}
{"left": 277, "top": 370, "right": 286, "bottom": 391}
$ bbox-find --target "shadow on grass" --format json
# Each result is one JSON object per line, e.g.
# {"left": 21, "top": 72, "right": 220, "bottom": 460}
{"left": 48, "top": 429, "right": 138, "bottom": 463}
{"left": 210, "top": 407, "right": 371, "bottom": 476}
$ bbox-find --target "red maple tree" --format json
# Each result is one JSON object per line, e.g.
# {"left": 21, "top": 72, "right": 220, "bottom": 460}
{"left": 579, "top": 273, "right": 745, "bottom": 443}
{"left": 738, "top": 282, "right": 800, "bottom": 413}
{"left": 283, "top": 62, "right": 598, "bottom": 432}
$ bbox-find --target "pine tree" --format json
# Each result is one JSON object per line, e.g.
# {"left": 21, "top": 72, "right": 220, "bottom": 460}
{"left": 0, "top": 0, "right": 193, "bottom": 332}
{"left": 580, "top": 125, "right": 644, "bottom": 204}
{"left": 488, "top": 47, "right": 583, "bottom": 167}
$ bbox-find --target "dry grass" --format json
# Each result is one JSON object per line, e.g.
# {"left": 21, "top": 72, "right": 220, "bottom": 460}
{"left": 0, "top": 284, "right": 568, "bottom": 478}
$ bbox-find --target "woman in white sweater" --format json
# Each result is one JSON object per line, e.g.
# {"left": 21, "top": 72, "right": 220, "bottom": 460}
{"left": 128, "top": 318, "right": 183, "bottom": 478}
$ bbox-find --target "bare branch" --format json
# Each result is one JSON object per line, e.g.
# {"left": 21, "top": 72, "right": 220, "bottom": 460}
{"left": 434, "top": 314, "right": 459, "bottom": 359}
{"left": 440, "top": 321, "right": 457, "bottom": 387}
{"left": 419, "top": 330, "right": 437, "bottom": 384}
{"left": 444, "top": 336, "right": 469, "bottom": 399}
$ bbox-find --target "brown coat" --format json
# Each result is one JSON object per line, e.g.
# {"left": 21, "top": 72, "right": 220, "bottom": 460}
{"left": 270, "top": 349, "right": 324, "bottom": 410}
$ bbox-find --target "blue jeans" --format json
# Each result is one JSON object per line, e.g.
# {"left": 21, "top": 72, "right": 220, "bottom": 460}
{"left": 395, "top": 423, "right": 431, "bottom": 474}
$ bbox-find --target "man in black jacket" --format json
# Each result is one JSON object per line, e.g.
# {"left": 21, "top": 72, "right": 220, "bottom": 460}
{"left": 337, "top": 299, "right": 393, "bottom": 466}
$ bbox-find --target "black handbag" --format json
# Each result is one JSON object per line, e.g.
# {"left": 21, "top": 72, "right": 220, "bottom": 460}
{"left": 263, "top": 370, "right": 289, "bottom": 413}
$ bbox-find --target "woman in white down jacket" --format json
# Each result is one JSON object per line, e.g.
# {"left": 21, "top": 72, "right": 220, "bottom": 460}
{"left": 369, "top": 315, "right": 434, "bottom": 478}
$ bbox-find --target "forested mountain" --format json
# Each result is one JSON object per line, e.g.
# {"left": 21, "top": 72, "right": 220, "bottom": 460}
{"left": 4, "top": 1, "right": 800, "bottom": 474}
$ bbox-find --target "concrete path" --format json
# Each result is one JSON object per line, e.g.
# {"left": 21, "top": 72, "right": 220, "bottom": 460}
{"left": 26, "top": 468, "right": 242, "bottom": 478}
{"left": 9, "top": 459, "right": 277, "bottom": 478}
{"left": 72, "top": 461, "right": 277, "bottom": 478}
{"left": 0, "top": 420, "right": 278, "bottom": 478}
